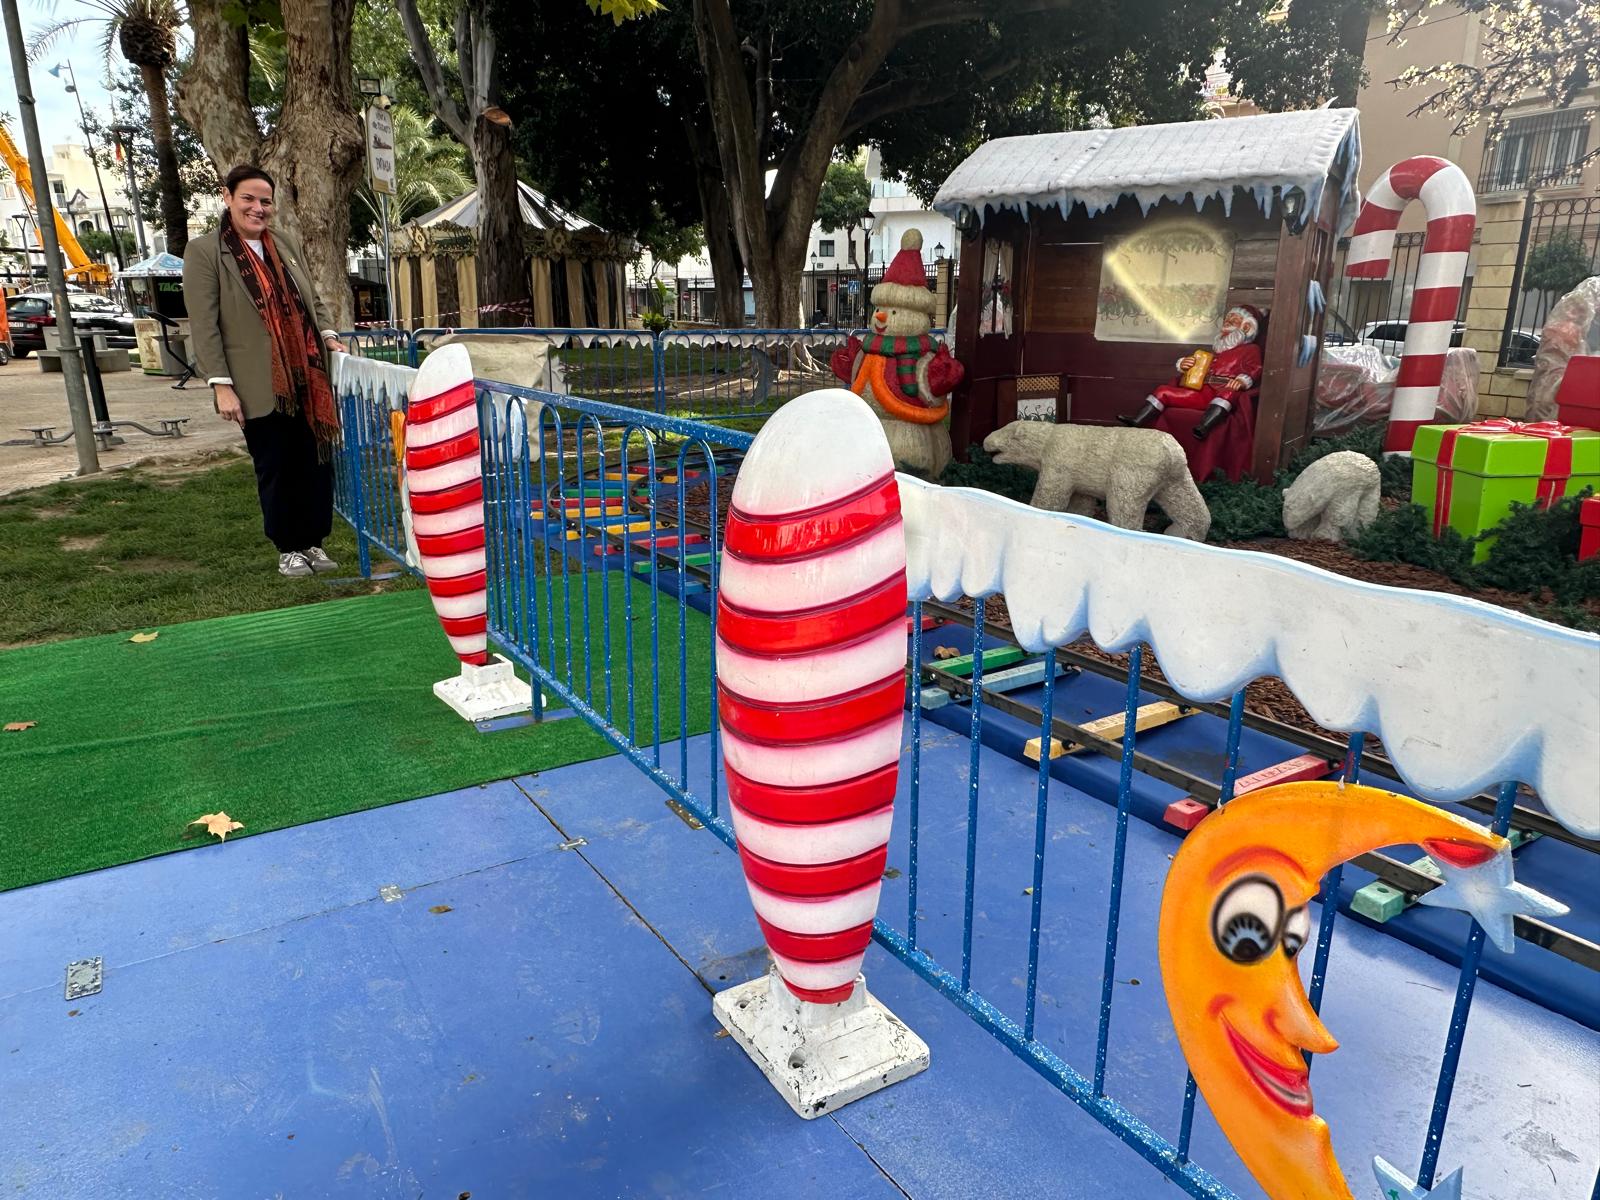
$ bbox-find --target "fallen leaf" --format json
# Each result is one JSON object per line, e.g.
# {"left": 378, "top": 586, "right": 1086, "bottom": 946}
{"left": 428, "top": 905, "right": 453, "bottom": 914}
{"left": 933, "top": 645, "right": 960, "bottom": 660}
{"left": 129, "top": 632, "right": 159, "bottom": 643}
{"left": 4, "top": 721, "right": 36, "bottom": 732}
{"left": 713, "top": 1028, "right": 730, "bottom": 1039}
{"left": 188, "top": 812, "right": 244, "bottom": 841}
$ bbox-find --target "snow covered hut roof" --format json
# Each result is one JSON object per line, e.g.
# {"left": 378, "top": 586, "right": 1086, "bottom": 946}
{"left": 413, "top": 179, "right": 595, "bottom": 232}
{"left": 932, "top": 108, "right": 1363, "bottom": 232}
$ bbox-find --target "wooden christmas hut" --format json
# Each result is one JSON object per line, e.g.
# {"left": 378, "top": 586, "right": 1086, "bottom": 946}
{"left": 933, "top": 109, "right": 1362, "bottom": 481}
{"left": 394, "top": 180, "right": 636, "bottom": 331}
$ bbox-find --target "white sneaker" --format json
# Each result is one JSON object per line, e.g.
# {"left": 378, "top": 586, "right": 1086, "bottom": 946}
{"left": 278, "top": 550, "right": 314, "bottom": 577}
{"left": 304, "top": 546, "right": 339, "bottom": 573}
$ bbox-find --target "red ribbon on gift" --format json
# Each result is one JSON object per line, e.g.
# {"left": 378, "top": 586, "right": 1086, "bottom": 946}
{"left": 1432, "top": 419, "right": 1577, "bottom": 537}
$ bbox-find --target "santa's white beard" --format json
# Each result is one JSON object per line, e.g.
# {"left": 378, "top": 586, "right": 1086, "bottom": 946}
{"left": 1213, "top": 327, "right": 1251, "bottom": 353}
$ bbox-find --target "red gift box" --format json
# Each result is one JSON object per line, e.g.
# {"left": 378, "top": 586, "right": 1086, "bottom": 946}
{"left": 1581, "top": 495, "right": 1600, "bottom": 562}
{"left": 1556, "top": 355, "right": 1600, "bottom": 432}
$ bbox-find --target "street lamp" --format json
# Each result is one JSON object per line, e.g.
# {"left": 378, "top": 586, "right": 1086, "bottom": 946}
{"left": 107, "top": 123, "right": 149, "bottom": 259}
{"left": 47, "top": 62, "right": 127, "bottom": 276}
{"left": 933, "top": 241, "right": 945, "bottom": 261}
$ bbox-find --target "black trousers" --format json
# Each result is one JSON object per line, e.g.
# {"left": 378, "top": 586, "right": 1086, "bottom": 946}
{"left": 241, "top": 410, "right": 334, "bottom": 554}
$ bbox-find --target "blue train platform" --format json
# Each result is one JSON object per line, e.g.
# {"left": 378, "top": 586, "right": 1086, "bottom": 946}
{"left": 3, "top": 727, "right": 1594, "bottom": 1198}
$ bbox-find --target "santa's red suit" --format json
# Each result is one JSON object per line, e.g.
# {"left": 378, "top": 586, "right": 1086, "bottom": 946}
{"left": 1151, "top": 341, "right": 1262, "bottom": 412}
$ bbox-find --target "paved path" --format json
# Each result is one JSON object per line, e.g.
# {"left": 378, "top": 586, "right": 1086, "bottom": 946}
{"left": 0, "top": 355, "right": 244, "bottom": 495}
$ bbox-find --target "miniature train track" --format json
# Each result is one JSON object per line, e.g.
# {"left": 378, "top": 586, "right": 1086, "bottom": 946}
{"left": 550, "top": 455, "right": 1599, "bottom": 971}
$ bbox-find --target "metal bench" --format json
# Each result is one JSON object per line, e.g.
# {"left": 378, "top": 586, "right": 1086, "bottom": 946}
{"left": 11, "top": 424, "right": 71, "bottom": 447}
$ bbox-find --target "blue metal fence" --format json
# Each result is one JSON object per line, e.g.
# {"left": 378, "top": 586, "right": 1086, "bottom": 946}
{"left": 345, "top": 326, "right": 938, "bottom": 419}
{"left": 332, "top": 356, "right": 1593, "bottom": 1200}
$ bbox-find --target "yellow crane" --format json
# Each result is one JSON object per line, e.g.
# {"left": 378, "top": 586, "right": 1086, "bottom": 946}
{"left": 1, "top": 121, "right": 113, "bottom": 287}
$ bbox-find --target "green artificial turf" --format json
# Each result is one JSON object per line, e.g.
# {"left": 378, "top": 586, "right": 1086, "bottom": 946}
{"left": 0, "top": 453, "right": 413, "bottom": 648}
{"left": 0, "top": 582, "right": 714, "bottom": 892}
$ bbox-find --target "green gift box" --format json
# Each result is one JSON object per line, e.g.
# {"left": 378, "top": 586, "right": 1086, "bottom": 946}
{"left": 1412, "top": 421, "right": 1600, "bottom": 562}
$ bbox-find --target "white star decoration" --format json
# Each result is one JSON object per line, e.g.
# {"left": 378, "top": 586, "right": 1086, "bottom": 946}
{"left": 1372, "top": 1156, "right": 1464, "bottom": 1200}
{"left": 1416, "top": 846, "right": 1570, "bottom": 954}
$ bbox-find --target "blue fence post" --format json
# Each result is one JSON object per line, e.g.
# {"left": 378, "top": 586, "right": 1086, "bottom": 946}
{"left": 652, "top": 331, "right": 668, "bottom": 414}
{"left": 1416, "top": 778, "right": 1521, "bottom": 1189}
{"left": 348, "top": 398, "right": 373, "bottom": 580}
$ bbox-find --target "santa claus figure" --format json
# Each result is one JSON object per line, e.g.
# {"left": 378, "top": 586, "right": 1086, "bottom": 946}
{"left": 1120, "top": 304, "right": 1264, "bottom": 441}
{"left": 831, "top": 228, "right": 965, "bottom": 477}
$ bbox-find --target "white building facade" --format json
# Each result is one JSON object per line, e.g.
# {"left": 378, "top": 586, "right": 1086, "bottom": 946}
{"left": 630, "top": 150, "right": 958, "bottom": 327}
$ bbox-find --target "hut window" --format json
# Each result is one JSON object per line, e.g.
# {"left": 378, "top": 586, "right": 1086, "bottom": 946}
{"left": 551, "top": 258, "right": 571, "bottom": 326}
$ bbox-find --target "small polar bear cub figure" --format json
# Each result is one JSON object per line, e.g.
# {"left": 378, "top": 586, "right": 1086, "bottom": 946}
{"left": 982, "top": 420, "right": 1211, "bottom": 542}
{"left": 1281, "top": 451, "right": 1381, "bottom": 543}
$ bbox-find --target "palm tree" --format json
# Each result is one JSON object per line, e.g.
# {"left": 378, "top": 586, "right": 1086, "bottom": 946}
{"left": 30, "top": 1, "right": 190, "bottom": 256}
{"left": 355, "top": 105, "right": 470, "bottom": 229}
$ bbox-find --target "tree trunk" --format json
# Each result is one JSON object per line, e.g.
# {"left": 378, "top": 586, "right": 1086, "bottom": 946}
{"left": 697, "top": 173, "right": 743, "bottom": 326}
{"left": 473, "top": 117, "right": 529, "bottom": 328}
{"left": 175, "top": 0, "right": 259, "bottom": 171}
{"left": 138, "top": 63, "right": 188, "bottom": 258}
{"left": 692, "top": 0, "right": 904, "bottom": 334}
{"left": 748, "top": 248, "right": 805, "bottom": 330}
{"left": 178, "top": 0, "right": 363, "bottom": 328}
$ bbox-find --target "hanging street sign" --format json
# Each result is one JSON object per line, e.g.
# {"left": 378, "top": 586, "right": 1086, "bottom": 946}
{"left": 366, "top": 105, "right": 396, "bottom": 196}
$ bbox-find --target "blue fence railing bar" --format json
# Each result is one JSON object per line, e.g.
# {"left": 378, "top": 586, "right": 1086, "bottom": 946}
{"left": 330, "top": 360, "right": 1595, "bottom": 1200}
{"left": 339, "top": 326, "right": 948, "bottom": 421}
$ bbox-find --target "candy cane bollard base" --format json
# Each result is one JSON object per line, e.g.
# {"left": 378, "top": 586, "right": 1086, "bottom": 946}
{"left": 432, "top": 653, "right": 534, "bottom": 723}
{"left": 713, "top": 965, "right": 930, "bottom": 1119}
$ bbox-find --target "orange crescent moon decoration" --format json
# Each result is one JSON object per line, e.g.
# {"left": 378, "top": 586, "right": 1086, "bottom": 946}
{"left": 1157, "top": 781, "right": 1507, "bottom": 1200}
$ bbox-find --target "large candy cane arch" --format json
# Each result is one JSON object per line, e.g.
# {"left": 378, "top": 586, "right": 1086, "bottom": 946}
{"left": 405, "top": 345, "right": 490, "bottom": 666}
{"left": 717, "top": 390, "right": 907, "bottom": 1004}
{"left": 1345, "top": 156, "right": 1476, "bottom": 454}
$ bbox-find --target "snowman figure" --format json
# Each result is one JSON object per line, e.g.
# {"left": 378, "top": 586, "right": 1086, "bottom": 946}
{"left": 830, "top": 229, "right": 964, "bottom": 477}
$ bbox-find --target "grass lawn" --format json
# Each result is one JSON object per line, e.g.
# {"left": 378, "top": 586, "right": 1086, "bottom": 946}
{"left": 0, "top": 454, "right": 718, "bottom": 891}
{"left": 0, "top": 452, "right": 415, "bottom": 647}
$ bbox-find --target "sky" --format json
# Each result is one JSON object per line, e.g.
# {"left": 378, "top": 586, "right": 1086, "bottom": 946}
{"left": 2, "top": 17, "right": 124, "bottom": 156}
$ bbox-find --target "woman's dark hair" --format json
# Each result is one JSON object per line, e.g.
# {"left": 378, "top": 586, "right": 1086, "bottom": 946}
{"left": 223, "top": 164, "right": 275, "bottom": 194}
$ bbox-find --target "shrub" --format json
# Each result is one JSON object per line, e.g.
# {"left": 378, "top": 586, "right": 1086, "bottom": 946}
{"left": 1351, "top": 502, "right": 1478, "bottom": 581}
{"left": 1199, "top": 476, "right": 1286, "bottom": 541}
{"left": 939, "top": 444, "right": 1038, "bottom": 502}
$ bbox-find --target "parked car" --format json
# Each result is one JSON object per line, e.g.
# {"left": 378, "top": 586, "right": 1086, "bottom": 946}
{"left": 1358, "top": 319, "right": 1467, "bottom": 358}
{"left": 4, "top": 292, "right": 133, "bottom": 356}
{"left": 66, "top": 292, "right": 138, "bottom": 337}
{"left": 1502, "top": 328, "right": 1542, "bottom": 367}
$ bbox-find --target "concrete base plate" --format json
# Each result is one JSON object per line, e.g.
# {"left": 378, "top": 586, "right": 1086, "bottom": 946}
{"left": 713, "top": 965, "right": 930, "bottom": 1120}
{"left": 433, "top": 655, "right": 533, "bottom": 722}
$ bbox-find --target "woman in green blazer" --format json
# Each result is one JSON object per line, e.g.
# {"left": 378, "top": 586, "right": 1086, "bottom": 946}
{"left": 183, "top": 164, "right": 348, "bottom": 577}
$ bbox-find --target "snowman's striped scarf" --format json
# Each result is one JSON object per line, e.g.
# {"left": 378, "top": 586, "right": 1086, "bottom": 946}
{"left": 862, "top": 331, "right": 936, "bottom": 399}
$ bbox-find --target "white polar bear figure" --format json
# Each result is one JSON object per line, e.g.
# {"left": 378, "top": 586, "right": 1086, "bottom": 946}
{"left": 1281, "top": 451, "right": 1381, "bottom": 543}
{"left": 982, "top": 420, "right": 1211, "bottom": 541}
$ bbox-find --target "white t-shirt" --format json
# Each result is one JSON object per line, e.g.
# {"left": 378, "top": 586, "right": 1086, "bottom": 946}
{"left": 245, "top": 238, "right": 264, "bottom": 259}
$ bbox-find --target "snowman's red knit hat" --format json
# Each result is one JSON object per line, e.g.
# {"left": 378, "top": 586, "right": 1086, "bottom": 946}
{"left": 871, "top": 229, "right": 937, "bottom": 315}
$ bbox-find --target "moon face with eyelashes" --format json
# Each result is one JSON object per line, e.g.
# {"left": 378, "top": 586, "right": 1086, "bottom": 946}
{"left": 1157, "top": 781, "right": 1509, "bottom": 1200}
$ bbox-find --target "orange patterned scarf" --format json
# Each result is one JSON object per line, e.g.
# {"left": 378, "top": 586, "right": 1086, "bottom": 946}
{"left": 221, "top": 214, "right": 338, "bottom": 453}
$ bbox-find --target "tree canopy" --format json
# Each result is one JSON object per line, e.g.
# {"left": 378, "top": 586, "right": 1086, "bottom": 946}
{"left": 1383, "top": 0, "right": 1600, "bottom": 134}
{"left": 815, "top": 161, "right": 872, "bottom": 235}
